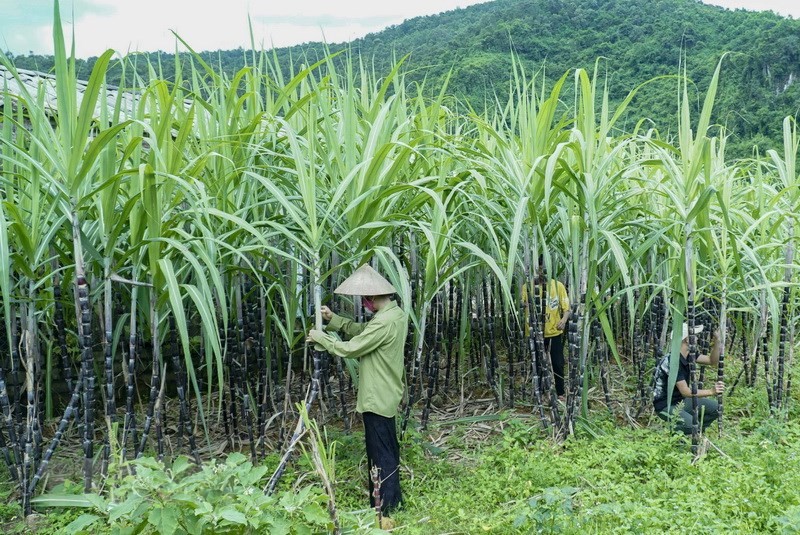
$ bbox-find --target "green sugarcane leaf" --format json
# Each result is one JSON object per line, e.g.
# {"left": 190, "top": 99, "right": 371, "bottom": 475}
{"left": 31, "top": 494, "right": 97, "bottom": 508}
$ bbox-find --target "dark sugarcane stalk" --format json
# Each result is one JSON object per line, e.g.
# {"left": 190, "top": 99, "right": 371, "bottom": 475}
{"left": 266, "top": 256, "right": 325, "bottom": 494}
{"left": 595, "top": 319, "right": 613, "bottom": 412}
{"left": 565, "top": 303, "right": 580, "bottom": 435}
{"left": 516, "top": 300, "right": 529, "bottom": 403}
{"left": 475, "top": 282, "right": 487, "bottom": 387}
{"left": 648, "top": 293, "right": 661, "bottom": 377}
{"left": 71, "top": 205, "right": 96, "bottom": 493}
{"left": 168, "top": 315, "right": 200, "bottom": 464}
{"left": 0, "top": 367, "right": 21, "bottom": 481}
{"left": 154, "top": 371, "right": 166, "bottom": 461}
{"left": 227, "top": 323, "right": 240, "bottom": 441}
{"left": 10, "top": 314, "right": 22, "bottom": 446}
{"left": 748, "top": 327, "right": 758, "bottom": 388}
{"left": 716, "top": 290, "right": 728, "bottom": 432}
{"left": 468, "top": 313, "right": 478, "bottom": 379}
{"left": 322, "top": 350, "right": 334, "bottom": 419}
{"left": 243, "top": 391, "right": 257, "bottom": 463}
{"left": 101, "top": 260, "right": 116, "bottom": 479}
{"left": 525, "top": 275, "right": 548, "bottom": 430}
{"left": 279, "top": 333, "right": 292, "bottom": 449}
{"left": 443, "top": 281, "right": 456, "bottom": 394}
{"left": 328, "top": 256, "right": 349, "bottom": 430}
{"left": 334, "top": 350, "right": 349, "bottom": 430}
{"left": 454, "top": 282, "right": 463, "bottom": 396}
{"left": 775, "top": 285, "right": 790, "bottom": 412}
{"left": 735, "top": 314, "right": 751, "bottom": 387}
{"left": 270, "top": 305, "right": 281, "bottom": 409}
{"left": 696, "top": 301, "right": 713, "bottom": 390}
{"left": 27, "top": 368, "right": 83, "bottom": 504}
{"left": 257, "top": 284, "right": 268, "bottom": 454}
{"left": 686, "top": 236, "right": 700, "bottom": 455}
{"left": 76, "top": 273, "right": 95, "bottom": 493}
{"left": 0, "top": 425, "right": 13, "bottom": 482}
{"left": 136, "top": 289, "right": 161, "bottom": 458}
{"left": 756, "top": 293, "right": 769, "bottom": 393}
{"left": 421, "top": 292, "right": 443, "bottom": 429}
{"left": 776, "top": 229, "right": 795, "bottom": 411}
{"left": 167, "top": 314, "right": 186, "bottom": 451}
{"left": 402, "top": 300, "right": 430, "bottom": 434}
{"left": 21, "top": 298, "right": 39, "bottom": 515}
{"left": 483, "top": 277, "right": 500, "bottom": 405}
{"left": 785, "top": 299, "right": 795, "bottom": 404}
{"left": 727, "top": 367, "right": 747, "bottom": 397}
{"left": 536, "top": 282, "right": 561, "bottom": 429}
{"left": 241, "top": 283, "right": 258, "bottom": 461}
{"left": 53, "top": 279, "right": 73, "bottom": 393}
{"left": 633, "top": 290, "right": 647, "bottom": 415}
{"left": 507, "top": 306, "right": 516, "bottom": 408}
{"left": 422, "top": 308, "right": 433, "bottom": 393}
{"left": 121, "top": 285, "right": 139, "bottom": 462}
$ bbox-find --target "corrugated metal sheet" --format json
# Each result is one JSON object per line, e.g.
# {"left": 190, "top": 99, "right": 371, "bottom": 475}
{"left": 0, "top": 63, "right": 138, "bottom": 118}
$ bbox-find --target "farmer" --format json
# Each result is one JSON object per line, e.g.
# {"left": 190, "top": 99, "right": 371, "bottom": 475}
{"left": 652, "top": 323, "right": 724, "bottom": 433}
{"left": 307, "top": 264, "right": 407, "bottom": 526}
{"left": 523, "top": 257, "right": 571, "bottom": 398}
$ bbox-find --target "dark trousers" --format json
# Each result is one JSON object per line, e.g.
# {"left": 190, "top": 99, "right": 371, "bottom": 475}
{"left": 545, "top": 334, "right": 566, "bottom": 396}
{"left": 657, "top": 398, "right": 720, "bottom": 434}
{"left": 363, "top": 412, "right": 402, "bottom": 514}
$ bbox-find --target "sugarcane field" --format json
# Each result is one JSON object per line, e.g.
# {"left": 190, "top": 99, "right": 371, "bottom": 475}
{"left": 1, "top": 0, "right": 800, "bottom": 533}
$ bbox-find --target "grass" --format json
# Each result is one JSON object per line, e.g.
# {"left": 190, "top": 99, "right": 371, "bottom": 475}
{"left": 3, "top": 376, "right": 799, "bottom": 534}
{"left": 324, "top": 383, "right": 800, "bottom": 534}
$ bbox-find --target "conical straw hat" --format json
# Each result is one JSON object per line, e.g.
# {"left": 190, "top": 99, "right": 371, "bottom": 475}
{"left": 334, "top": 264, "right": 397, "bottom": 296}
{"left": 680, "top": 322, "right": 704, "bottom": 341}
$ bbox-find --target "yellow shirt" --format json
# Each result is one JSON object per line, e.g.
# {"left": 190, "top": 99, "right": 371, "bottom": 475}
{"left": 521, "top": 280, "right": 570, "bottom": 338}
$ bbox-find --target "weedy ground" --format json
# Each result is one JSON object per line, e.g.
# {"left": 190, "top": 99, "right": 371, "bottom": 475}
{"left": 2, "top": 375, "right": 799, "bottom": 534}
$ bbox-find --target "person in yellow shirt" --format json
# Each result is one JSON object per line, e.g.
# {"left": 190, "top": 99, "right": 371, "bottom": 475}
{"left": 524, "top": 258, "right": 570, "bottom": 398}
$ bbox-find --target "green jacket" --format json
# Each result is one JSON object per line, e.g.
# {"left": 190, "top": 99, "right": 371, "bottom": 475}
{"left": 310, "top": 300, "right": 407, "bottom": 418}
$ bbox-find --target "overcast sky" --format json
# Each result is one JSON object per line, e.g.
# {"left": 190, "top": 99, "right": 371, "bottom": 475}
{"left": 0, "top": 0, "right": 798, "bottom": 58}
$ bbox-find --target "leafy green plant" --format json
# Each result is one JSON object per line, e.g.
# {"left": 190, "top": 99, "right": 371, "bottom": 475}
{"left": 32, "top": 453, "right": 337, "bottom": 535}
{"left": 512, "top": 486, "right": 581, "bottom": 534}
{"left": 774, "top": 506, "right": 800, "bottom": 534}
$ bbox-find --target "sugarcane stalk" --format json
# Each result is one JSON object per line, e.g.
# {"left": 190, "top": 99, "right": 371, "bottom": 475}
{"left": 402, "top": 300, "right": 429, "bottom": 434}
{"left": 136, "top": 288, "right": 161, "bottom": 458}
{"left": 716, "top": 289, "right": 727, "bottom": 432}
{"left": 371, "top": 464, "right": 383, "bottom": 529}
{"left": 483, "top": 277, "right": 500, "bottom": 404}
{"left": 101, "top": 258, "right": 116, "bottom": 479}
{"left": 265, "top": 253, "right": 324, "bottom": 494}
{"left": 685, "top": 233, "right": 700, "bottom": 455}
{"left": 168, "top": 315, "right": 200, "bottom": 464}
{"left": 121, "top": 284, "right": 138, "bottom": 462}
{"left": 28, "top": 368, "right": 83, "bottom": 502}
{"left": 443, "top": 281, "right": 456, "bottom": 394}
{"left": 21, "top": 295, "right": 39, "bottom": 514}
{"left": 421, "top": 292, "right": 442, "bottom": 429}
{"left": 52, "top": 277, "right": 73, "bottom": 394}
{"left": 525, "top": 278, "right": 548, "bottom": 429}
{"left": 0, "top": 367, "right": 21, "bottom": 481}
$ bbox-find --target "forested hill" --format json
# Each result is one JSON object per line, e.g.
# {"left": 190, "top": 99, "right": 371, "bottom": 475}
{"left": 7, "top": 0, "right": 800, "bottom": 155}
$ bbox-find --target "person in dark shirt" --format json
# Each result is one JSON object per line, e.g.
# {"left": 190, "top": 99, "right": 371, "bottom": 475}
{"left": 652, "top": 323, "right": 723, "bottom": 434}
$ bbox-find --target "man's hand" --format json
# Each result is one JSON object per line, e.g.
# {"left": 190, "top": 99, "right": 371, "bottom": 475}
{"left": 556, "top": 319, "right": 567, "bottom": 331}
{"left": 306, "top": 329, "right": 324, "bottom": 343}
{"left": 713, "top": 381, "right": 724, "bottom": 395}
{"left": 319, "top": 306, "right": 333, "bottom": 321}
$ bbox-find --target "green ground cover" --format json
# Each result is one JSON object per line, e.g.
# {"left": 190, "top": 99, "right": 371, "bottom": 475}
{"left": 2, "top": 378, "right": 799, "bottom": 534}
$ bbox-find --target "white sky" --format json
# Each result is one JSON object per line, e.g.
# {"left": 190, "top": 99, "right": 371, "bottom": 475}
{"left": 0, "top": 0, "right": 798, "bottom": 58}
